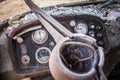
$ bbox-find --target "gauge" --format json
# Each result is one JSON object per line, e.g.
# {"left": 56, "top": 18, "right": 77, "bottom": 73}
{"left": 74, "top": 22, "right": 88, "bottom": 34}
{"left": 32, "top": 29, "right": 48, "bottom": 44}
{"left": 70, "top": 20, "right": 76, "bottom": 27}
{"left": 35, "top": 47, "right": 51, "bottom": 64}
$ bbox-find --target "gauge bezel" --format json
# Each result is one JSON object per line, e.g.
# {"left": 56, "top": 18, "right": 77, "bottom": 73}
{"left": 31, "top": 29, "right": 48, "bottom": 44}
{"left": 35, "top": 47, "right": 51, "bottom": 64}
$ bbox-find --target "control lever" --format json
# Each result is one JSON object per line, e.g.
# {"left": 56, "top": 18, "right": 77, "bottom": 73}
{"left": 24, "top": 0, "right": 107, "bottom": 80}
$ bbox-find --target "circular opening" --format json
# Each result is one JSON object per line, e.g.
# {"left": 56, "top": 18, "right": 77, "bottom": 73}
{"left": 24, "top": 59, "right": 27, "bottom": 62}
{"left": 35, "top": 47, "right": 51, "bottom": 64}
{"left": 60, "top": 42, "right": 94, "bottom": 73}
{"left": 21, "top": 55, "right": 30, "bottom": 65}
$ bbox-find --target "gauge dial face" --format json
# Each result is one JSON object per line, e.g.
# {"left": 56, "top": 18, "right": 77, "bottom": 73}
{"left": 35, "top": 47, "right": 51, "bottom": 64}
{"left": 70, "top": 20, "right": 76, "bottom": 27}
{"left": 32, "top": 29, "right": 48, "bottom": 44}
{"left": 74, "top": 23, "right": 88, "bottom": 34}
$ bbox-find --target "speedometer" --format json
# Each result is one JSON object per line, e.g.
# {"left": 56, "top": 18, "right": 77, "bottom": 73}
{"left": 74, "top": 22, "right": 88, "bottom": 34}
{"left": 32, "top": 29, "right": 48, "bottom": 44}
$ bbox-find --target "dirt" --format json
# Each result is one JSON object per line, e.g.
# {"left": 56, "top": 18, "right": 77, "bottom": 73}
{"left": 0, "top": 0, "right": 85, "bottom": 21}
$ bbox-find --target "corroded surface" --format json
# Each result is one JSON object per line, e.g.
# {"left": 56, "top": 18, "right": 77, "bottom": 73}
{"left": 0, "top": 33, "right": 13, "bottom": 73}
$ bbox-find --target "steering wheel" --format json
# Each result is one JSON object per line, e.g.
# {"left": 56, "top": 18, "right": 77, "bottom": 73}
{"left": 23, "top": 0, "right": 107, "bottom": 80}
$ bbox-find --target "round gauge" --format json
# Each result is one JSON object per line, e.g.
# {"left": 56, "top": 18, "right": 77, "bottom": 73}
{"left": 35, "top": 47, "right": 51, "bottom": 64}
{"left": 74, "top": 22, "right": 88, "bottom": 34}
{"left": 70, "top": 20, "right": 76, "bottom": 27}
{"left": 32, "top": 29, "right": 48, "bottom": 44}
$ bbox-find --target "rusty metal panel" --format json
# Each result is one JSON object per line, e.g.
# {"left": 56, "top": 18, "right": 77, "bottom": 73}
{"left": 0, "top": 34, "right": 13, "bottom": 73}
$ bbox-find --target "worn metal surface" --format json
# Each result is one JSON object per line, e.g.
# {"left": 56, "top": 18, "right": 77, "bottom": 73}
{"left": 0, "top": 34, "right": 13, "bottom": 73}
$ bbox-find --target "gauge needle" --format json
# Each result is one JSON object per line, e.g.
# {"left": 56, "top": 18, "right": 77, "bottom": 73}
{"left": 39, "top": 31, "right": 42, "bottom": 41}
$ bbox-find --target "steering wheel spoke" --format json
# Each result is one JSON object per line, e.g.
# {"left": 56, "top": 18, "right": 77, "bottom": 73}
{"left": 24, "top": 0, "right": 73, "bottom": 38}
{"left": 36, "top": 14, "right": 64, "bottom": 43}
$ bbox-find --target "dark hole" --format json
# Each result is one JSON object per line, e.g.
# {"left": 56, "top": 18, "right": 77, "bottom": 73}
{"left": 60, "top": 44, "right": 93, "bottom": 73}
{"left": 24, "top": 59, "right": 27, "bottom": 62}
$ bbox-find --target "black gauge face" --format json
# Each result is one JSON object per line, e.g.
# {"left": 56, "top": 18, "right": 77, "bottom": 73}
{"left": 35, "top": 47, "right": 51, "bottom": 64}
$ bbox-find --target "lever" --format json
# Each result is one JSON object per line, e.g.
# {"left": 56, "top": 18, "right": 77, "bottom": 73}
{"left": 24, "top": 0, "right": 96, "bottom": 44}
{"left": 24, "top": 0, "right": 73, "bottom": 38}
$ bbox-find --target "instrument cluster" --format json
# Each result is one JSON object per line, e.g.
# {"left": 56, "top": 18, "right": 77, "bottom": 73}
{"left": 12, "top": 14, "right": 109, "bottom": 73}
{"left": 57, "top": 15, "right": 109, "bottom": 53}
{"left": 13, "top": 25, "right": 56, "bottom": 73}
{"left": 12, "top": 15, "right": 109, "bottom": 73}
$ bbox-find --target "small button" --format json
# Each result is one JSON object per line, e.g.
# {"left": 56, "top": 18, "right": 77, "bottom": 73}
{"left": 50, "top": 42, "right": 55, "bottom": 46}
{"left": 89, "top": 31, "right": 95, "bottom": 37}
{"left": 16, "top": 37, "right": 23, "bottom": 43}
{"left": 96, "top": 26, "right": 102, "bottom": 30}
{"left": 97, "top": 33, "right": 103, "bottom": 37}
{"left": 98, "top": 41, "right": 104, "bottom": 45}
{"left": 90, "top": 25, "right": 95, "bottom": 29}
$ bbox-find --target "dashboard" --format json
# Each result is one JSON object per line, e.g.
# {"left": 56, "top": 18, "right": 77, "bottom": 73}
{"left": 13, "top": 25, "right": 56, "bottom": 73}
{"left": 57, "top": 15, "right": 109, "bottom": 52}
{"left": 4, "top": 1, "right": 119, "bottom": 77}
{"left": 11, "top": 14, "right": 109, "bottom": 73}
